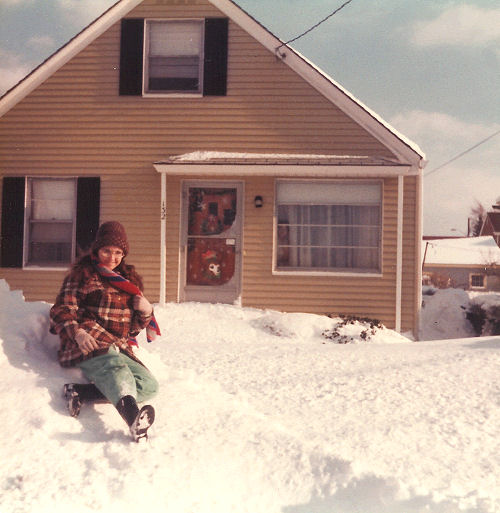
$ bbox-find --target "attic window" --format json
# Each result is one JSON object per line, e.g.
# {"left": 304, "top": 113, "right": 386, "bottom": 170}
{"left": 145, "top": 20, "right": 204, "bottom": 94}
{"left": 119, "top": 18, "right": 228, "bottom": 97}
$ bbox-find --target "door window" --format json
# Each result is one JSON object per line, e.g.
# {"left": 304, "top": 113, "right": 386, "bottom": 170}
{"left": 186, "top": 188, "right": 237, "bottom": 286}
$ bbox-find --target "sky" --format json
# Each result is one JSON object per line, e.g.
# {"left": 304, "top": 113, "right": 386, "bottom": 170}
{"left": 0, "top": 0, "right": 499, "bottom": 236}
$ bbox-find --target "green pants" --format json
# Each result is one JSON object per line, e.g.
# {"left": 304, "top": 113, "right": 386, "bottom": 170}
{"left": 78, "top": 347, "right": 159, "bottom": 406}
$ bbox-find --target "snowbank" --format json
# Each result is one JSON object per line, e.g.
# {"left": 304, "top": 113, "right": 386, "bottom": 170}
{"left": 0, "top": 279, "right": 499, "bottom": 513}
{"left": 421, "top": 287, "right": 500, "bottom": 340}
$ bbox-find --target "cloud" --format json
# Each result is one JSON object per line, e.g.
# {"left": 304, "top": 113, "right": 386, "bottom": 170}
{"left": 1, "top": 0, "right": 34, "bottom": 4}
{"left": 390, "top": 110, "right": 499, "bottom": 160}
{"left": 390, "top": 110, "right": 500, "bottom": 235}
{"left": 0, "top": 50, "right": 30, "bottom": 95}
{"left": 26, "top": 35, "right": 56, "bottom": 52}
{"left": 411, "top": 5, "right": 500, "bottom": 47}
{"left": 55, "top": 0, "right": 115, "bottom": 25}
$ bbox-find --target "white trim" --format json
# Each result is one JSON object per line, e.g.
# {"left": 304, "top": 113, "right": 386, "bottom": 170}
{"left": 416, "top": 170, "right": 423, "bottom": 340}
{"left": 395, "top": 175, "right": 404, "bottom": 333}
{"left": 273, "top": 270, "right": 383, "bottom": 278}
{"left": 21, "top": 266, "right": 69, "bottom": 272}
{"left": 23, "top": 176, "right": 77, "bottom": 269}
{"left": 159, "top": 172, "right": 167, "bottom": 306}
{"left": 143, "top": 18, "right": 205, "bottom": 96}
{"left": 0, "top": 0, "right": 425, "bottom": 167}
{"left": 154, "top": 163, "right": 414, "bottom": 177}
{"left": 273, "top": 178, "right": 383, "bottom": 275}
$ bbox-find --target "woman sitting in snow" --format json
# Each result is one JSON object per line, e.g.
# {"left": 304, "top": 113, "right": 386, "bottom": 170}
{"left": 49, "top": 221, "right": 160, "bottom": 442}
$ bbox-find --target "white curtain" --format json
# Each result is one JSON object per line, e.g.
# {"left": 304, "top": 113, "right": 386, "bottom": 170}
{"left": 32, "top": 179, "right": 74, "bottom": 220}
{"left": 277, "top": 182, "right": 381, "bottom": 271}
{"left": 150, "top": 21, "right": 202, "bottom": 57}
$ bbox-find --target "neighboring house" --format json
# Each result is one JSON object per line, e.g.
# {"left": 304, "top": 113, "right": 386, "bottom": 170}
{"left": 0, "top": 0, "right": 425, "bottom": 336}
{"left": 422, "top": 236, "right": 500, "bottom": 291}
{"left": 480, "top": 200, "right": 500, "bottom": 247}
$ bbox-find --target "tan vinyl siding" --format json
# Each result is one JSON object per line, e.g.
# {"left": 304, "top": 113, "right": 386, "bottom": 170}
{"left": 0, "top": 0, "right": 420, "bottom": 333}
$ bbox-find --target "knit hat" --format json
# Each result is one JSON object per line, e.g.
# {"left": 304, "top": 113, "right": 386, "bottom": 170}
{"left": 91, "top": 221, "right": 129, "bottom": 256}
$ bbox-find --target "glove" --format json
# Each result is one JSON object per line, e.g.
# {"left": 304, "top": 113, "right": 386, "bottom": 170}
{"left": 75, "top": 329, "right": 99, "bottom": 355}
{"left": 133, "top": 295, "right": 153, "bottom": 316}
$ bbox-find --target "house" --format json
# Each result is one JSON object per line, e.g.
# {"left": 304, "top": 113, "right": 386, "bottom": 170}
{"left": 422, "top": 236, "right": 500, "bottom": 291}
{"left": 480, "top": 200, "right": 500, "bottom": 247}
{"left": 0, "top": 0, "right": 425, "bottom": 336}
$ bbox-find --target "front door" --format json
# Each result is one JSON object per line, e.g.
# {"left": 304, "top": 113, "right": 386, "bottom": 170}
{"left": 180, "top": 181, "right": 242, "bottom": 304}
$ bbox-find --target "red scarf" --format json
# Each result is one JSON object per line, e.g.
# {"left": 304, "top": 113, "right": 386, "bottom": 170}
{"left": 93, "top": 258, "right": 161, "bottom": 345}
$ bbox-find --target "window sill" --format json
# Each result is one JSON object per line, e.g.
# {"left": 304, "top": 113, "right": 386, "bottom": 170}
{"left": 272, "top": 269, "right": 383, "bottom": 278}
{"left": 23, "top": 265, "right": 69, "bottom": 271}
{"left": 142, "top": 92, "right": 203, "bottom": 99}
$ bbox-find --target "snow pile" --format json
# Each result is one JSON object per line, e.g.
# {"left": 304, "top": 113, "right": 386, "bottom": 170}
{"left": 421, "top": 287, "right": 500, "bottom": 339}
{"left": 420, "top": 287, "right": 475, "bottom": 340}
{"left": 0, "top": 278, "right": 499, "bottom": 513}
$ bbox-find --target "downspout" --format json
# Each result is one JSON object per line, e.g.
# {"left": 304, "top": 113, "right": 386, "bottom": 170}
{"left": 159, "top": 171, "right": 167, "bottom": 307}
{"left": 395, "top": 175, "right": 404, "bottom": 333}
{"left": 416, "top": 169, "right": 424, "bottom": 340}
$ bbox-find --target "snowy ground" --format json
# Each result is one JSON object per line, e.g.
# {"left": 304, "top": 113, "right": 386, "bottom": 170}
{"left": 0, "top": 278, "right": 499, "bottom": 513}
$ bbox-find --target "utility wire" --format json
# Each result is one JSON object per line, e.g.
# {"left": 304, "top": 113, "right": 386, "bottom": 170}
{"left": 425, "top": 128, "right": 500, "bottom": 177}
{"left": 276, "top": 0, "right": 354, "bottom": 53}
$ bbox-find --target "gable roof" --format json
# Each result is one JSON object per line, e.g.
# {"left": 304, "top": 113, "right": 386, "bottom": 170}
{"left": 480, "top": 211, "right": 500, "bottom": 236}
{"left": 0, "top": 0, "right": 425, "bottom": 166}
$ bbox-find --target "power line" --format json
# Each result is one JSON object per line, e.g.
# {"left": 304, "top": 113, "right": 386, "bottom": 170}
{"left": 425, "top": 128, "right": 500, "bottom": 177}
{"left": 276, "top": 0, "right": 354, "bottom": 53}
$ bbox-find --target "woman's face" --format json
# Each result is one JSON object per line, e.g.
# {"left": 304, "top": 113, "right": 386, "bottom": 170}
{"left": 97, "top": 246, "right": 124, "bottom": 270}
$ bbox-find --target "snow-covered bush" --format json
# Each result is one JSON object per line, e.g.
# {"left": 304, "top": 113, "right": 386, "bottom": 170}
{"left": 467, "top": 294, "right": 500, "bottom": 336}
{"left": 322, "top": 315, "right": 384, "bottom": 344}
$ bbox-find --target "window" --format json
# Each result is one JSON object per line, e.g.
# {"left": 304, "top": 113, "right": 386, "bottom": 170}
{"left": 26, "top": 178, "right": 76, "bottom": 266}
{"left": 470, "top": 274, "right": 486, "bottom": 289}
{"left": 119, "top": 18, "right": 228, "bottom": 97}
{"left": 1, "top": 177, "right": 100, "bottom": 268}
{"left": 275, "top": 181, "right": 382, "bottom": 273}
{"left": 145, "top": 20, "right": 204, "bottom": 94}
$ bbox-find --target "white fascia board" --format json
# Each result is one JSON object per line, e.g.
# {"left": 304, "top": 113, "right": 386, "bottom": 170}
{"left": 154, "top": 163, "right": 414, "bottom": 177}
{"left": 0, "top": 0, "right": 143, "bottom": 118}
{"left": 211, "top": 0, "right": 425, "bottom": 166}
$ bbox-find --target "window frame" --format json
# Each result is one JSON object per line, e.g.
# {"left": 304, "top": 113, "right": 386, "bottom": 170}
{"left": 273, "top": 179, "right": 384, "bottom": 276}
{"left": 143, "top": 18, "right": 205, "bottom": 97}
{"left": 23, "top": 177, "right": 77, "bottom": 269}
{"left": 470, "top": 273, "right": 486, "bottom": 290}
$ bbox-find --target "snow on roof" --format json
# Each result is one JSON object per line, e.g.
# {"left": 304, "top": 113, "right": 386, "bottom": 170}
{"left": 158, "top": 151, "right": 401, "bottom": 166}
{"left": 423, "top": 236, "right": 500, "bottom": 266}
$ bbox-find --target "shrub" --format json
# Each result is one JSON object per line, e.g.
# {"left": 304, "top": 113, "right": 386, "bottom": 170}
{"left": 466, "top": 303, "right": 487, "bottom": 335}
{"left": 466, "top": 302, "right": 500, "bottom": 336}
{"left": 322, "top": 315, "right": 384, "bottom": 344}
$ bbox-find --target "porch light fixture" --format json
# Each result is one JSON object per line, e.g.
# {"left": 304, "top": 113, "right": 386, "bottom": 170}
{"left": 254, "top": 195, "right": 263, "bottom": 208}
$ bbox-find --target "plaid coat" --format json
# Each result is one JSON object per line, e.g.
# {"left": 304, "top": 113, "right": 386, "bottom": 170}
{"left": 50, "top": 259, "right": 152, "bottom": 367}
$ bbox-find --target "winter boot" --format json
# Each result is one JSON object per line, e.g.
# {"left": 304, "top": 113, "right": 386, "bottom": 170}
{"left": 116, "top": 395, "right": 155, "bottom": 443}
{"left": 63, "top": 383, "right": 107, "bottom": 417}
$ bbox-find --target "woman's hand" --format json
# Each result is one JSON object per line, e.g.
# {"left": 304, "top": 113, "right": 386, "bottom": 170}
{"left": 133, "top": 295, "right": 153, "bottom": 316}
{"left": 75, "top": 329, "right": 99, "bottom": 355}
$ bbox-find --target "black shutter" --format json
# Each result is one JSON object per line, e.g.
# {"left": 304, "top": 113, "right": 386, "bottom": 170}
{"left": 204, "top": 18, "right": 228, "bottom": 96}
{"left": 119, "top": 19, "right": 144, "bottom": 96}
{"left": 76, "top": 178, "right": 100, "bottom": 256}
{"left": 1, "top": 177, "right": 25, "bottom": 268}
